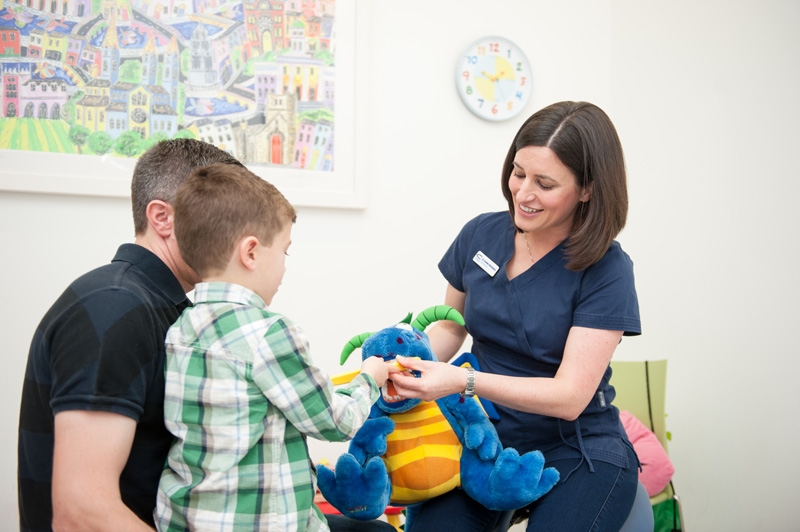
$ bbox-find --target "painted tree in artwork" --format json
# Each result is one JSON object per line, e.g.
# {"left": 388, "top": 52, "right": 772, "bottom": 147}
{"left": 114, "top": 131, "right": 144, "bottom": 157}
{"left": 87, "top": 131, "right": 113, "bottom": 155}
{"left": 68, "top": 125, "right": 91, "bottom": 154}
{"left": 119, "top": 60, "right": 143, "bottom": 84}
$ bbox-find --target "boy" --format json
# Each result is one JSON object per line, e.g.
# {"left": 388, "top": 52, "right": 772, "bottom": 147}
{"left": 155, "top": 163, "right": 396, "bottom": 532}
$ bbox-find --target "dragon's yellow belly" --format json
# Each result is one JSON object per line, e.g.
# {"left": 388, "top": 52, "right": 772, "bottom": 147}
{"left": 384, "top": 401, "right": 462, "bottom": 505}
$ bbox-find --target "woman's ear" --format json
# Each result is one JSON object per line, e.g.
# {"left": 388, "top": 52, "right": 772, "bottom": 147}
{"left": 238, "top": 236, "right": 260, "bottom": 271}
{"left": 580, "top": 182, "right": 594, "bottom": 203}
{"left": 145, "top": 200, "right": 173, "bottom": 238}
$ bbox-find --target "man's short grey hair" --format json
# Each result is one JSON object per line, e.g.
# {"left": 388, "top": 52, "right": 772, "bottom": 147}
{"left": 131, "top": 138, "right": 244, "bottom": 235}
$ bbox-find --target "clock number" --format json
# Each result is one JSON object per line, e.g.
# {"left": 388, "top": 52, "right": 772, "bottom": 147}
{"left": 466, "top": 55, "right": 478, "bottom": 64}
{"left": 462, "top": 70, "right": 470, "bottom": 82}
{"left": 507, "top": 101, "right": 513, "bottom": 111}
{"left": 515, "top": 91, "right": 523, "bottom": 100}
{"left": 477, "top": 46, "right": 486, "bottom": 56}
{"left": 478, "top": 98, "right": 485, "bottom": 108}
{"left": 520, "top": 76, "right": 527, "bottom": 86}
{"left": 489, "top": 42, "right": 500, "bottom": 53}
{"left": 516, "top": 61, "right": 523, "bottom": 71}
{"left": 492, "top": 104, "right": 498, "bottom": 115}
{"left": 466, "top": 86, "right": 473, "bottom": 95}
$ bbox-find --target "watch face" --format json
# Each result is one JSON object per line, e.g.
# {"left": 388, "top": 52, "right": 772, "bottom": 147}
{"left": 456, "top": 36, "right": 532, "bottom": 121}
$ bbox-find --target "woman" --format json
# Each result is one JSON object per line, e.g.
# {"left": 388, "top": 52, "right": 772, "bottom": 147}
{"left": 390, "top": 101, "right": 641, "bottom": 531}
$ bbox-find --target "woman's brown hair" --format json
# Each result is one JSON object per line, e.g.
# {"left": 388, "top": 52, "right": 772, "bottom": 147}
{"left": 501, "top": 101, "right": 628, "bottom": 271}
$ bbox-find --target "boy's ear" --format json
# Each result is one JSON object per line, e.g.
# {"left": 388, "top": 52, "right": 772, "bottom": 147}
{"left": 239, "top": 236, "right": 260, "bottom": 271}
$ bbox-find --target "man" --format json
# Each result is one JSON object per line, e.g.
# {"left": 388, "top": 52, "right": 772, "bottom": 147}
{"left": 18, "top": 139, "right": 244, "bottom": 532}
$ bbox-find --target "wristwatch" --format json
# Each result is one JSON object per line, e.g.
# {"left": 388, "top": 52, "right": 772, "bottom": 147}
{"left": 461, "top": 366, "right": 476, "bottom": 399}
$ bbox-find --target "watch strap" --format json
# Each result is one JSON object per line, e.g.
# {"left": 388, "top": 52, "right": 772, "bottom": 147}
{"left": 460, "top": 366, "right": 476, "bottom": 399}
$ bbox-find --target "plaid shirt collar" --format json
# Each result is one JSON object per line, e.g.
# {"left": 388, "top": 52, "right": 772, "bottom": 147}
{"left": 192, "top": 281, "right": 268, "bottom": 310}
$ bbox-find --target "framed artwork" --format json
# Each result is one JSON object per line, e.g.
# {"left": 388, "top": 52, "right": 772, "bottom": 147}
{"left": 0, "top": 0, "right": 367, "bottom": 209}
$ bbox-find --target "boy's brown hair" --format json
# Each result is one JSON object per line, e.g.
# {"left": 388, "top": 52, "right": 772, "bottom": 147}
{"left": 174, "top": 163, "right": 297, "bottom": 278}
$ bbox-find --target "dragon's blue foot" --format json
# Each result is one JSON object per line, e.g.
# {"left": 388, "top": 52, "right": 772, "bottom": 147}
{"left": 318, "top": 453, "right": 392, "bottom": 520}
{"left": 461, "top": 447, "right": 560, "bottom": 510}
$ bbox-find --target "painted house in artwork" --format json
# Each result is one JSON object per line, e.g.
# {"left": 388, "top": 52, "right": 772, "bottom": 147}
{"left": 27, "top": 29, "right": 44, "bottom": 58}
{"left": 293, "top": 117, "right": 313, "bottom": 168}
{"left": 1, "top": 63, "right": 68, "bottom": 119}
{"left": 106, "top": 100, "right": 129, "bottom": 138}
{"left": 0, "top": 28, "right": 21, "bottom": 56}
{"left": 74, "top": 79, "right": 109, "bottom": 132}
{"left": 65, "top": 35, "right": 84, "bottom": 67}
{"left": 43, "top": 31, "right": 67, "bottom": 62}
{"left": 79, "top": 44, "right": 102, "bottom": 77}
{"left": 1, "top": 66, "right": 19, "bottom": 118}
{"left": 309, "top": 117, "right": 332, "bottom": 171}
{"left": 4, "top": 0, "right": 92, "bottom": 16}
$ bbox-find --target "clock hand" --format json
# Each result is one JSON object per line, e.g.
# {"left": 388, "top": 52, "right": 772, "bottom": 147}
{"left": 495, "top": 79, "right": 507, "bottom": 101}
{"left": 480, "top": 70, "right": 498, "bottom": 82}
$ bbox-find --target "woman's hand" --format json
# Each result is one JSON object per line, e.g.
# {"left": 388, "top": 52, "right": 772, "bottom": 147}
{"left": 389, "top": 355, "right": 469, "bottom": 402}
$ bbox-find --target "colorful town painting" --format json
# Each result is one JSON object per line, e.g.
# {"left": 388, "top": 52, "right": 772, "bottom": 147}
{"left": 0, "top": 0, "right": 337, "bottom": 172}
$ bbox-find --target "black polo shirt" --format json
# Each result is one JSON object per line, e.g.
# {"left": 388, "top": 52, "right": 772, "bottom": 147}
{"left": 18, "top": 244, "right": 190, "bottom": 532}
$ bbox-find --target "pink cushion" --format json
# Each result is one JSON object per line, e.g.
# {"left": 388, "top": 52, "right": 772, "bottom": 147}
{"left": 620, "top": 410, "right": 675, "bottom": 497}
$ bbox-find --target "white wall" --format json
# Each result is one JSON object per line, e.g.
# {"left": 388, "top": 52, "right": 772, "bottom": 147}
{"left": 2, "top": 1, "right": 798, "bottom": 530}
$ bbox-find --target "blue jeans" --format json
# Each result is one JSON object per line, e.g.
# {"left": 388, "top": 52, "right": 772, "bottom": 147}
{"left": 406, "top": 444, "right": 639, "bottom": 532}
{"left": 326, "top": 514, "right": 397, "bottom": 532}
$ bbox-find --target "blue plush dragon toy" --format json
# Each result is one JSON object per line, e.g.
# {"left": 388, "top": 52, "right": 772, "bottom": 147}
{"left": 317, "top": 305, "right": 559, "bottom": 522}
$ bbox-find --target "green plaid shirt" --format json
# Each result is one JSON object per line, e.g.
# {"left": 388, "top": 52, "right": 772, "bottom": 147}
{"left": 155, "top": 282, "right": 378, "bottom": 532}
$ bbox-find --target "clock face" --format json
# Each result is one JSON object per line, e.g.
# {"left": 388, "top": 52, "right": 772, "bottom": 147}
{"left": 456, "top": 36, "right": 532, "bottom": 121}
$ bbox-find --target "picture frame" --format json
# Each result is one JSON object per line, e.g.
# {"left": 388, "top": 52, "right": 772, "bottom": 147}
{"left": 0, "top": 0, "right": 368, "bottom": 209}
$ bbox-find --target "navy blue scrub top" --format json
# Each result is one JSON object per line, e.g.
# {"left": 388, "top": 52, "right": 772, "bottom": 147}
{"left": 438, "top": 212, "right": 641, "bottom": 468}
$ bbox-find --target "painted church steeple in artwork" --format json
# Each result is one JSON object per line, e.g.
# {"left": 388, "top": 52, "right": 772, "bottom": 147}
{"left": 100, "top": 11, "right": 120, "bottom": 84}
{"left": 161, "top": 35, "right": 181, "bottom": 109}
{"left": 141, "top": 32, "right": 159, "bottom": 86}
{"left": 186, "top": 21, "right": 219, "bottom": 96}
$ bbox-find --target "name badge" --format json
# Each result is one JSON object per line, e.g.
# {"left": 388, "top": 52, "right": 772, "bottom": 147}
{"left": 473, "top": 251, "right": 499, "bottom": 277}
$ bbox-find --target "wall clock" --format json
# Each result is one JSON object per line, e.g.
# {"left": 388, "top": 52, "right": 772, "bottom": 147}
{"left": 456, "top": 36, "right": 532, "bottom": 121}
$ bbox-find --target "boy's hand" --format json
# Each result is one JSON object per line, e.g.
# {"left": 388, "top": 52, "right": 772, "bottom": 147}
{"left": 360, "top": 356, "right": 401, "bottom": 387}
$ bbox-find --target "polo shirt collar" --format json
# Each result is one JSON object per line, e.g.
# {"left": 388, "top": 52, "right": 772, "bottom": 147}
{"left": 112, "top": 243, "right": 188, "bottom": 306}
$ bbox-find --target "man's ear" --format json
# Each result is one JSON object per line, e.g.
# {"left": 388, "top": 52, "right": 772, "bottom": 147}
{"left": 145, "top": 200, "right": 173, "bottom": 238}
{"left": 238, "top": 236, "right": 260, "bottom": 271}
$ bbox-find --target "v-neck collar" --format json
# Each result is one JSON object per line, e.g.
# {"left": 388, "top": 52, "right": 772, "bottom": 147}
{"left": 503, "top": 221, "right": 567, "bottom": 287}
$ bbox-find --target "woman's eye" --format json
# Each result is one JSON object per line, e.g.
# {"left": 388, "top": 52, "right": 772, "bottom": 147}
{"left": 514, "top": 173, "right": 525, "bottom": 179}
{"left": 538, "top": 181, "right": 554, "bottom": 190}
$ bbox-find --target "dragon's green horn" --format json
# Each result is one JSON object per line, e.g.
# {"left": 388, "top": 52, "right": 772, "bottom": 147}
{"left": 340, "top": 331, "right": 373, "bottom": 365}
{"left": 400, "top": 312, "right": 413, "bottom": 325}
{"left": 411, "top": 305, "right": 465, "bottom": 332}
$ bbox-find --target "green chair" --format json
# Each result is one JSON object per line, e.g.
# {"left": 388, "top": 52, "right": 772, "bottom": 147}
{"left": 610, "top": 360, "right": 685, "bottom": 529}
